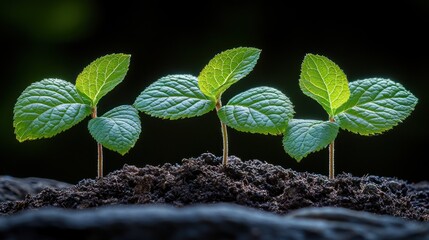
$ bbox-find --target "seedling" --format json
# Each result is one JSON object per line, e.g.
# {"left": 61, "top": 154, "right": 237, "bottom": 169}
{"left": 13, "top": 53, "right": 141, "bottom": 178}
{"left": 282, "top": 54, "right": 418, "bottom": 179}
{"left": 134, "top": 47, "right": 294, "bottom": 166}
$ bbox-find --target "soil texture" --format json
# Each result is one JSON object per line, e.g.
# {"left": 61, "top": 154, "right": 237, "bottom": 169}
{"left": 1, "top": 153, "right": 428, "bottom": 221}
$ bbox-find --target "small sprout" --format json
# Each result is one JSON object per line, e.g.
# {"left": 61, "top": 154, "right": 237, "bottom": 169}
{"left": 13, "top": 53, "right": 141, "bottom": 178}
{"left": 282, "top": 54, "right": 418, "bottom": 179}
{"left": 134, "top": 47, "right": 294, "bottom": 166}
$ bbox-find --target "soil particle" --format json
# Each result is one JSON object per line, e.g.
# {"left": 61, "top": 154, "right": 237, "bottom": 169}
{"left": 1, "top": 153, "right": 428, "bottom": 221}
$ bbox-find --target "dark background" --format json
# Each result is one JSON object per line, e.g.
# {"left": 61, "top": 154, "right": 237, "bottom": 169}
{"left": 1, "top": 1, "right": 427, "bottom": 184}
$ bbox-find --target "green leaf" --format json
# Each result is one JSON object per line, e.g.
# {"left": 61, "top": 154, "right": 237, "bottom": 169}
{"left": 198, "top": 47, "right": 261, "bottom": 100}
{"left": 134, "top": 75, "right": 215, "bottom": 119}
{"left": 283, "top": 119, "right": 339, "bottom": 161}
{"left": 76, "top": 53, "right": 130, "bottom": 106}
{"left": 299, "top": 54, "right": 350, "bottom": 117}
{"left": 88, "top": 105, "right": 141, "bottom": 155}
{"left": 334, "top": 78, "right": 418, "bottom": 135}
{"left": 218, "top": 87, "right": 294, "bottom": 135}
{"left": 13, "top": 78, "right": 92, "bottom": 142}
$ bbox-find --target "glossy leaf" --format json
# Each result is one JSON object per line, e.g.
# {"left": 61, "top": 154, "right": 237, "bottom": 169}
{"left": 283, "top": 119, "right": 339, "bottom": 161}
{"left": 299, "top": 54, "right": 350, "bottom": 116}
{"left": 218, "top": 87, "right": 294, "bottom": 135}
{"left": 134, "top": 75, "right": 215, "bottom": 119}
{"left": 198, "top": 47, "right": 261, "bottom": 100}
{"left": 76, "top": 53, "right": 130, "bottom": 106}
{"left": 335, "top": 78, "right": 418, "bottom": 135}
{"left": 88, "top": 105, "right": 141, "bottom": 155}
{"left": 13, "top": 78, "right": 92, "bottom": 141}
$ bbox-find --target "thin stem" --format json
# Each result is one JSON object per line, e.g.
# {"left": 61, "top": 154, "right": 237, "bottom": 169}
{"left": 328, "top": 117, "right": 335, "bottom": 180}
{"left": 97, "top": 141, "right": 103, "bottom": 178}
{"left": 215, "top": 100, "right": 229, "bottom": 166}
{"left": 91, "top": 106, "right": 103, "bottom": 178}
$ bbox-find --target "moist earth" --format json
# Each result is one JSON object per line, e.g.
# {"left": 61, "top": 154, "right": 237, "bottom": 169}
{"left": 1, "top": 153, "right": 428, "bottom": 221}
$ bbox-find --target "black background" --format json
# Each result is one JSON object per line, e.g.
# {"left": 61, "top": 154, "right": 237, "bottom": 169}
{"left": 1, "top": 1, "right": 427, "bottom": 184}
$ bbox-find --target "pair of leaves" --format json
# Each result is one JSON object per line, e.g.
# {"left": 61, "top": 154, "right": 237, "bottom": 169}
{"left": 134, "top": 47, "right": 295, "bottom": 135}
{"left": 283, "top": 54, "right": 418, "bottom": 161}
{"left": 13, "top": 54, "right": 141, "bottom": 155}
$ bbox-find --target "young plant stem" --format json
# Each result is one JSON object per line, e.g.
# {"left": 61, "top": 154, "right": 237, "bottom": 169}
{"left": 91, "top": 106, "right": 103, "bottom": 178}
{"left": 215, "top": 100, "right": 229, "bottom": 166}
{"left": 328, "top": 117, "right": 335, "bottom": 180}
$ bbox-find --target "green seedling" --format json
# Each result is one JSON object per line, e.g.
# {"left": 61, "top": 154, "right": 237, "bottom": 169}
{"left": 282, "top": 54, "right": 418, "bottom": 179}
{"left": 13, "top": 53, "right": 141, "bottom": 178}
{"left": 134, "top": 47, "right": 294, "bottom": 165}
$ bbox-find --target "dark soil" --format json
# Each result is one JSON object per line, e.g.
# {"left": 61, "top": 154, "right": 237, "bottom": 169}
{"left": 1, "top": 153, "right": 428, "bottom": 221}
